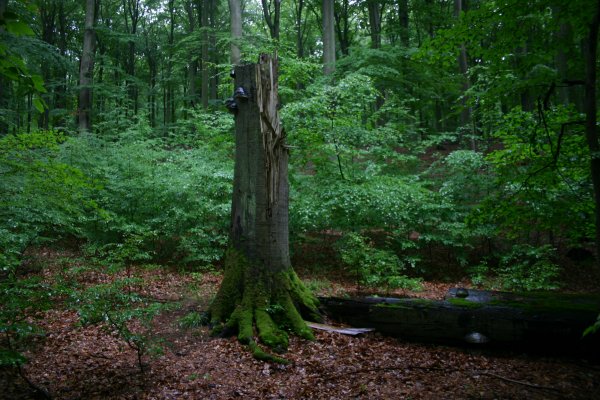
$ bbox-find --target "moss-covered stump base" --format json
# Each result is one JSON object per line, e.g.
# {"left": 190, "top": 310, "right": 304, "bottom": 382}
{"left": 208, "top": 249, "right": 321, "bottom": 362}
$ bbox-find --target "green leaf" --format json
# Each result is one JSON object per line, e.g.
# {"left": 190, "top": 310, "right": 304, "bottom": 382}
{"left": 31, "top": 75, "right": 46, "bottom": 93}
{"left": 5, "top": 20, "right": 34, "bottom": 36}
{"left": 33, "top": 97, "right": 45, "bottom": 113}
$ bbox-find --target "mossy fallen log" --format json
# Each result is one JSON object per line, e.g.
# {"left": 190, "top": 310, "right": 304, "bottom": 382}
{"left": 319, "top": 289, "right": 600, "bottom": 357}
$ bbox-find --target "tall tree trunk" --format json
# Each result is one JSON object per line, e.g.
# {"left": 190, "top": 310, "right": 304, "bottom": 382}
{"left": 144, "top": 27, "right": 158, "bottom": 127}
{"left": 167, "top": 0, "right": 175, "bottom": 124}
{"left": 454, "top": 0, "right": 472, "bottom": 132}
{"left": 229, "top": 0, "right": 242, "bottom": 64}
{"left": 293, "top": 0, "right": 306, "bottom": 58}
{"left": 185, "top": 0, "right": 198, "bottom": 108}
{"left": 78, "top": 0, "right": 96, "bottom": 133}
{"left": 323, "top": 0, "right": 335, "bottom": 75}
{"left": 554, "top": 10, "right": 572, "bottom": 106}
{"left": 398, "top": 0, "right": 409, "bottom": 47}
{"left": 209, "top": 0, "right": 218, "bottom": 101}
{"left": 0, "top": 0, "right": 8, "bottom": 134}
{"left": 201, "top": 0, "right": 209, "bottom": 108}
{"left": 209, "top": 55, "right": 320, "bottom": 362}
{"left": 334, "top": 0, "right": 351, "bottom": 56}
{"left": 38, "top": 1, "right": 57, "bottom": 129}
{"left": 123, "top": 0, "right": 141, "bottom": 115}
{"left": 261, "top": 0, "right": 280, "bottom": 40}
{"left": 367, "top": 0, "right": 382, "bottom": 49}
{"left": 584, "top": 0, "right": 600, "bottom": 263}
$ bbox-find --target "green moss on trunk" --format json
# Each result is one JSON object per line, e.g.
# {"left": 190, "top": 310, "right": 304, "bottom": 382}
{"left": 208, "top": 248, "right": 321, "bottom": 362}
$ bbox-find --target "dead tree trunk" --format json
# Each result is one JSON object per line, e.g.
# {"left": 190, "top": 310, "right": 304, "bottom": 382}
{"left": 320, "top": 289, "right": 600, "bottom": 356}
{"left": 208, "top": 55, "right": 320, "bottom": 362}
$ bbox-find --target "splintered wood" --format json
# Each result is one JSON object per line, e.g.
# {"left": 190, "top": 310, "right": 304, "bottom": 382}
{"left": 256, "top": 54, "right": 285, "bottom": 215}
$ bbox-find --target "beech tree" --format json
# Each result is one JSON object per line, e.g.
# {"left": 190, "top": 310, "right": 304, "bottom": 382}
{"left": 322, "top": 0, "right": 335, "bottom": 75}
{"left": 208, "top": 54, "right": 320, "bottom": 361}
{"left": 77, "top": 0, "right": 96, "bottom": 133}
{"left": 228, "top": 0, "right": 242, "bottom": 64}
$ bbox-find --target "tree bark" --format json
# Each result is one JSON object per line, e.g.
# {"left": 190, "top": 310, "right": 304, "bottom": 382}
{"left": 454, "top": 0, "right": 472, "bottom": 134}
{"left": 320, "top": 290, "right": 600, "bottom": 355}
{"left": 122, "top": 0, "right": 141, "bottom": 116}
{"left": 261, "top": 0, "right": 280, "bottom": 40}
{"left": 322, "top": 0, "right": 335, "bottom": 75}
{"left": 398, "top": 0, "right": 409, "bottom": 47}
{"left": 228, "top": 0, "right": 242, "bottom": 64}
{"left": 367, "top": 0, "right": 382, "bottom": 49}
{"left": 208, "top": 0, "right": 218, "bottom": 101}
{"left": 185, "top": 0, "right": 198, "bottom": 108}
{"left": 201, "top": 0, "right": 209, "bottom": 108}
{"left": 292, "top": 0, "right": 306, "bottom": 58}
{"left": 334, "top": 0, "right": 352, "bottom": 56}
{"left": 584, "top": 0, "right": 600, "bottom": 264}
{"left": 209, "top": 55, "right": 320, "bottom": 362}
{"left": 78, "top": 0, "right": 96, "bottom": 133}
{"left": 0, "top": 0, "right": 8, "bottom": 134}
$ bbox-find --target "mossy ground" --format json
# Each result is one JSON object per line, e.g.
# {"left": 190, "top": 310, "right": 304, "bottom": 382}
{"left": 208, "top": 248, "right": 321, "bottom": 362}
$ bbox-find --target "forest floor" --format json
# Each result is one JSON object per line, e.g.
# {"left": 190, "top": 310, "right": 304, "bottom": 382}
{"left": 2, "top": 249, "right": 600, "bottom": 400}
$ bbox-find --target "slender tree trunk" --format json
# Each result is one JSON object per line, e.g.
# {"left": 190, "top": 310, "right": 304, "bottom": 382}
{"left": 209, "top": 0, "right": 218, "bottom": 101}
{"left": 454, "top": 0, "right": 472, "bottom": 133}
{"left": 123, "top": 0, "right": 141, "bottom": 116}
{"left": 398, "top": 0, "right": 409, "bottom": 47}
{"left": 555, "top": 15, "right": 572, "bottom": 105}
{"left": 229, "top": 0, "right": 242, "bottom": 64}
{"left": 78, "top": 0, "right": 96, "bottom": 133}
{"left": 584, "top": 0, "right": 600, "bottom": 263}
{"left": 367, "top": 0, "right": 382, "bottom": 49}
{"left": 209, "top": 55, "right": 320, "bottom": 362}
{"left": 334, "top": 0, "right": 351, "bottom": 56}
{"left": 168, "top": 0, "right": 176, "bottom": 123}
{"left": 323, "top": 0, "right": 335, "bottom": 75}
{"left": 0, "top": 0, "right": 8, "bottom": 134}
{"left": 38, "top": 1, "right": 57, "bottom": 129}
{"left": 144, "top": 29, "right": 158, "bottom": 127}
{"left": 185, "top": 0, "right": 198, "bottom": 108}
{"left": 293, "top": 0, "right": 306, "bottom": 58}
{"left": 261, "top": 0, "right": 280, "bottom": 40}
{"left": 201, "top": 0, "right": 209, "bottom": 108}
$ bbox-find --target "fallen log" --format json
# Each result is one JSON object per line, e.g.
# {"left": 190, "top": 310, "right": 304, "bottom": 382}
{"left": 319, "top": 289, "right": 600, "bottom": 357}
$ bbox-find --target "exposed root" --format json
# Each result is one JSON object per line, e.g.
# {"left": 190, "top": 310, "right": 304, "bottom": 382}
{"left": 208, "top": 248, "right": 320, "bottom": 362}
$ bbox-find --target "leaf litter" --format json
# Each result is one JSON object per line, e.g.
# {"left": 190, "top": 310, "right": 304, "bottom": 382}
{"left": 1, "top": 258, "right": 599, "bottom": 400}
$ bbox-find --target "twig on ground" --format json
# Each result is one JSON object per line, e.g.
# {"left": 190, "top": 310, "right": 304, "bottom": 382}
{"left": 479, "top": 370, "right": 561, "bottom": 392}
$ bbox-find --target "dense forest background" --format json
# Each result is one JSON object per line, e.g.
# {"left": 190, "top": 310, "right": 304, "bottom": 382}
{"left": 2, "top": 0, "right": 600, "bottom": 378}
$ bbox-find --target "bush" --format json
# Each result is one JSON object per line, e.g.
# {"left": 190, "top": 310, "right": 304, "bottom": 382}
{"left": 61, "top": 132, "right": 232, "bottom": 267}
{"left": 470, "top": 244, "right": 560, "bottom": 291}
{"left": 71, "top": 277, "right": 170, "bottom": 373}
{"left": 336, "top": 232, "right": 422, "bottom": 292}
{"left": 0, "top": 130, "right": 94, "bottom": 269}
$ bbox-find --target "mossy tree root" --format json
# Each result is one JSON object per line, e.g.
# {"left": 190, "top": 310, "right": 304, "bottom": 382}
{"left": 208, "top": 249, "right": 321, "bottom": 362}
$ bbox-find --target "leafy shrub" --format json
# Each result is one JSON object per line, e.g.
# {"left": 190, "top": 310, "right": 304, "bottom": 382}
{"left": 71, "top": 278, "right": 170, "bottom": 372}
{"left": 470, "top": 244, "right": 560, "bottom": 291}
{"left": 61, "top": 132, "right": 232, "bottom": 267}
{"left": 498, "top": 244, "right": 560, "bottom": 291}
{"left": 336, "top": 232, "right": 422, "bottom": 292}
{"left": 0, "top": 130, "right": 94, "bottom": 269}
{"left": 0, "top": 271, "right": 52, "bottom": 367}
